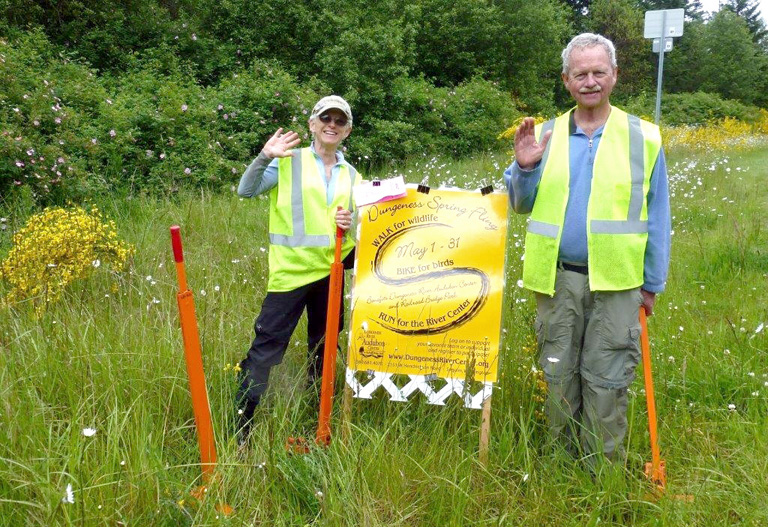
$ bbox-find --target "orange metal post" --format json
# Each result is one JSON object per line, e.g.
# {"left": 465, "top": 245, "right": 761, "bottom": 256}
{"left": 639, "top": 306, "right": 666, "bottom": 489}
{"left": 315, "top": 218, "right": 345, "bottom": 446}
{"left": 171, "top": 226, "right": 217, "bottom": 480}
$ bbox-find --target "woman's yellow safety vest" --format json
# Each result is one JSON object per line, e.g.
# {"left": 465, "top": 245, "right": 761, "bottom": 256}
{"left": 523, "top": 107, "right": 661, "bottom": 295}
{"left": 267, "top": 148, "right": 360, "bottom": 292}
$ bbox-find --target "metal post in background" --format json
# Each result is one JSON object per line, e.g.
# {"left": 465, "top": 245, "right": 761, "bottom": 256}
{"left": 644, "top": 8, "right": 684, "bottom": 125}
{"left": 654, "top": 11, "right": 667, "bottom": 125}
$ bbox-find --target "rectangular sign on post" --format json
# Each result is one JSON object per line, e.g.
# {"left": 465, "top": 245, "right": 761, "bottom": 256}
{"left": 347, "top": 187, "right": 508, "bottom": 384}
{"left": 652, "top": 38, "right": 674, "bottom": 53}
{"left": 644, "top": 8, "right": 685, "bottom": 124}
{"left": 644, "top": 9, "right": 684, "bottom": 38}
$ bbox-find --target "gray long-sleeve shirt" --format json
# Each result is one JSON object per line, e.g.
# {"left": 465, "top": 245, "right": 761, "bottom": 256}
{"left": 238, "top": 144, "right": 355, "bottom": 206}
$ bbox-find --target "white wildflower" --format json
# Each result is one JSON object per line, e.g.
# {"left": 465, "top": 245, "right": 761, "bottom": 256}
{"left": 62, "top": 484, "right": 75, "bottom": 504}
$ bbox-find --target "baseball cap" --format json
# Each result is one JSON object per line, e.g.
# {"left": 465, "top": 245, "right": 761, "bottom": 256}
{"left": 310, "top": 95, "right": 353, "bottom": 124}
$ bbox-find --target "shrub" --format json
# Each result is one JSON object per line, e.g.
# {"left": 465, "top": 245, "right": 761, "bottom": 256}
{"left": 661, "top": 117, "right": 766, "bottom": 151}
{"left": 0, "top": 31, "right": 109, "bottom": 202}
{"left": 0, "top": 206, "right": 134, "bottom": 315}
{"left": 624, "top": 91, "right": 759, "bottom": 126}
{"left": 1, "top": 33, "right": 323, "bottom": 198}
{"left": 438, "top": 78, "right": 519, "bottom": 157}
{"left": 349, "top": 77, "right": 519, "bottom": 167}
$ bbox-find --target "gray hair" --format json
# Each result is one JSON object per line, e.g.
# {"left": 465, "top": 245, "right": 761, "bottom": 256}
{"left": 561, "top": 33, "right": 617, "bottom": 75}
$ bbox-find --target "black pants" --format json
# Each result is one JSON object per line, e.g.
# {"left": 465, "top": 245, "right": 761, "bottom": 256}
{"left": 237, "top": 253, "right": 352, "bottom": 407}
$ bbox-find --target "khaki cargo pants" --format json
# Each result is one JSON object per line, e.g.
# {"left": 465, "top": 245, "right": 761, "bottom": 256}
{"left": 535, "top": 267, "right": 643, "bottom": 461}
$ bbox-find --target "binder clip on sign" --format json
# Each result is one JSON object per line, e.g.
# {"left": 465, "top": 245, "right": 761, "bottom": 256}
{"left": 353, "top": 176, "right": 407, "bottom": 207}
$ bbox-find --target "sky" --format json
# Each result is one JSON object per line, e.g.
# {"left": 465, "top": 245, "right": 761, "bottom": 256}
{"left": 698, "top": 0, "right": 768, "bottom": 24}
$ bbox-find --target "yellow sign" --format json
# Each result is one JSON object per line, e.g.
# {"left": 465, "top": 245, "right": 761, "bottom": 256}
{"left": 348, "top": 187, "right": 508, "bottom": 382}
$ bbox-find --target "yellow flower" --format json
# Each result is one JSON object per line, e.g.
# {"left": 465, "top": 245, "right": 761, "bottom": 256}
{"left": 661, "top": 117, "right": 766, "bottom": 151}
{"left": 0, "top": 206, "right": 134, "bottom": 316}
{"left": 497, "top": 115, "right": 549, "bottom": 142}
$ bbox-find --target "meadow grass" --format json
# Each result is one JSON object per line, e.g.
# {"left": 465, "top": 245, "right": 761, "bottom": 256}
{"left": 0, "top": 144, "right": 767, "bottom": 526}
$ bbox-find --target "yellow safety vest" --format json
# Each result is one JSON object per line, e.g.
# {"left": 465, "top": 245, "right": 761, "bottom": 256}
{"left": 268, "top": 147, "right": 359, "bottom": 292}
{"left": 523, "top": 107, "right": 662, "bottom": 295}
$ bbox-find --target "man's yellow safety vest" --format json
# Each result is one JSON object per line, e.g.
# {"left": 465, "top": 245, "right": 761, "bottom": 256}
{"left": 523, "top": 106, "right": 662, "bottom": 295}
{"left": 267, "top": 147, "right": 360, "bottom": 292}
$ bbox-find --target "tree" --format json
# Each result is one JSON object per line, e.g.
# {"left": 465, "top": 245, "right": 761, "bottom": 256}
{"left": 636, "top": 0, "right": 705, "bottom": 20}
{"left": 723, "top": 0, "right": 768, "bottom": 45}
{"left": 589, "top": 0, "right": 653, "bottom": 98}
{"left": 496, "top": 0, "right": 572, "bottom": 113}
{"left": 663, "top": 10, "right": 768, "bottom": 107}
{"left": 662, "top": 19, "right": 708, "bottom": 94}
{"left": 558, "top": 0, "right": 591, "bottom": 31}
{"left": 0, "top": 0, "right": 181, "bottom": 72}
{"left": 698, "top": 10, "right": 766, "bottom": 104}
{"left": 411, "top": 0, "right": 505, "bottom": 87}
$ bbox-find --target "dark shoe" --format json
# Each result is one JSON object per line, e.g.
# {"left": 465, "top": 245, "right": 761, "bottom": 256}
{"left": 236, "top": 397, "right": 258, "bottom": 446}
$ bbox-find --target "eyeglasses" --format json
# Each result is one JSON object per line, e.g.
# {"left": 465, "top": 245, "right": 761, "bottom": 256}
{"left": 318, "top": 113, "right": 348, "bottom": 127}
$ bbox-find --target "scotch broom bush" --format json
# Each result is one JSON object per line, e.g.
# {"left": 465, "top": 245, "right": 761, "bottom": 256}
{"left": 0, "top": 205, "right": 134, "bottom": 315}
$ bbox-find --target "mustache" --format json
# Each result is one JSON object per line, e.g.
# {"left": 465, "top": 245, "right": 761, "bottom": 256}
{"left": 579, "top": 87, "right": 602, "bottom": 94}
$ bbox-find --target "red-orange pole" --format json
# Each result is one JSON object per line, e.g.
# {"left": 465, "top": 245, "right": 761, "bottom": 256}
{"left": 316, "top": 212, "right": 345, "bottom": 446}
{"left": 171, "top": 226, "right": 217, "bottom": 480}
{"left": 640, "top": 306, "right": 666, "bottom": 488}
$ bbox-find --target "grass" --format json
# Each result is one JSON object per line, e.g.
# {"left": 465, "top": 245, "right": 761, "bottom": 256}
{"left": 0, "top": 145, "right": 767, "bottom": 526}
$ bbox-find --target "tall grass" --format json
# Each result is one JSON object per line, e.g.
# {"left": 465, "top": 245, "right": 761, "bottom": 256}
{"left": 1, "top": 146, "right": 767, "bottom": 526}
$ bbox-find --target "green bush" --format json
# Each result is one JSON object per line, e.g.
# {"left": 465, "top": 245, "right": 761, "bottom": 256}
{"left": 438, "top": 78, "right": 519, "bottom": 157}
{"left": 624, "top": 91, "right": 759, "bottom": 126}
{"left": 0, "top": 31, "right": 109, "bottom": 202}
{"left": 348, "top": 77, "right": 518, "bottom": 166}
{"left": 347, "top": 76, "right": 446, "bottom": 164}
{"left": 0, "top": 32, "right": 324, "bottom": 198}
{"left": 98, "top": 60, "right": 321, "bottom": 193}
{"left": 1, "top": 0, "right": 177, "bottom": 73}
{"left": 2, "top": 29, "right": 521, "bottom": 201}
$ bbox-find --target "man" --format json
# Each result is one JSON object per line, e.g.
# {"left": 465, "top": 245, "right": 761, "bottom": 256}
{"left": 504, "top": 34, "right": 670, "bottom": 463}
{"left": 236, "top": 95, "right": 362, "bottom": 442}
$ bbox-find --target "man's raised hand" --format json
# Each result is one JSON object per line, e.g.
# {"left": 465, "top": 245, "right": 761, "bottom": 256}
{"left": 514, "top": 117, "right": 552, "bottom": 170}
{"left": 263, "top": 128, "right": 301, "bottom": 159}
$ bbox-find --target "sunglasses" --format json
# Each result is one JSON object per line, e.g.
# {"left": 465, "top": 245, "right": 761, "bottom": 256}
{"left": 318, "top": 113, "right": 348, "bottom": 127}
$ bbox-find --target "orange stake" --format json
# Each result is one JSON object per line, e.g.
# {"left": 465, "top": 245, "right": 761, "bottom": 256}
{"left": 639, "top": 306, "right": 666, "bottom": 490}
{"left": 315, "top": 213, "right": 345, "bottom": 446}
{"left": 171, "top": 226, "right": 217, "bottom": 481}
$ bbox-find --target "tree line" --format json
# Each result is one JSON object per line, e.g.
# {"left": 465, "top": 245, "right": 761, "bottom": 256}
{"left": 2, "top": 0, "right": 767, "bottom": 202}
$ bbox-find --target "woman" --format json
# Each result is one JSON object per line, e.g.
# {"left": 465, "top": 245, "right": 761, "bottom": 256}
{"left": 235, "top": 95, "right": 361, "bottom": 442}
